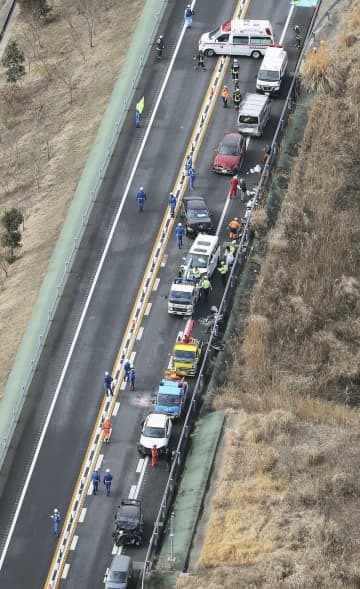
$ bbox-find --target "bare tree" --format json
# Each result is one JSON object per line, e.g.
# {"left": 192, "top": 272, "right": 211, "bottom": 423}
{"left": 78, "top": 0, "right": 98, "bottom": 48}
{"left": 56, "top": 63, "right": 77, "bottom": 104}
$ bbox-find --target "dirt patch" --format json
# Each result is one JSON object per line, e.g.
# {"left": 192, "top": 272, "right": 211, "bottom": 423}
{"left": 0, "top": 0, "right": 144, "bottom": 395}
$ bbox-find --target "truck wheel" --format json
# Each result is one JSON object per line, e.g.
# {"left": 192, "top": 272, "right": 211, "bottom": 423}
{"left": 204, "top": 48, "right": 215, "bottom": 57}
{"left": 251, "top": 50, "right": 261, "bottom": 59}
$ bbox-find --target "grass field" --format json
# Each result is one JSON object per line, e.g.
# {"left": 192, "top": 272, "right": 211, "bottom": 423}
{"left": 0, "top": 0, "right": 143, "bottom": 395}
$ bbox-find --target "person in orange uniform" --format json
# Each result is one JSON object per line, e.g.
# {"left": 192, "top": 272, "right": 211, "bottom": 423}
{"left": 228, "top": 217, "right": 242, "bottom": 240}
{"left": 151, "top": 445, "right": 158, "bottom": 467}
{"left": 221, "top": 85, "right": 229, "bottom": 108}
{"left": 102, "top": 419, "right": 112, "bottom": 444}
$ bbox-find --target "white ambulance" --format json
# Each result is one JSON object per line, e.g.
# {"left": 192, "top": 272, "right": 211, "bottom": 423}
{"left": 199, "top": 19, "right": 274, "bottom": 59}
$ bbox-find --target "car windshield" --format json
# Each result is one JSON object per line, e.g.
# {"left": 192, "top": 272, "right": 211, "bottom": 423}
{"left": 117, "top": 506, "right": 138, "bottom": 524}
{"left": 258, "top": 69, "right": 280, "bottom": 81}
{"left": 208, "top": 26, "right": 221, "bottom": 40}
{"left": 158, "top": 393, "right": 180, "bottom": 406}
{"left": 170, "top": 290, "right": 192, "bottom": 303}
{"left": 108, "top": 570, "right": 127, "bottom": 583}
{"left": 219, "top": 142, "right": 238, "bottom": 156}
{"left": 143, "top": 425, "right": 166, "bottom": 438}
{"left": 239, "top": 115, "right": 258, "bottom": 125}
{"left": 174, "top": 349, "right": 196, "bottom": 362}
{"left": 188, "top": 208, "right": 208, "bottom": 219}
{"left": 185, "top": 252, "right": 209, "bottom": 268}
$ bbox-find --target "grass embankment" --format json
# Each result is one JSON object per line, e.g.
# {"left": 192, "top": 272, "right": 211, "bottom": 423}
{"left": 177, "top": 2, "right": 360, "bottom": 587}
{"left": 0, "top": 0, "right": 143, "bottom": 396}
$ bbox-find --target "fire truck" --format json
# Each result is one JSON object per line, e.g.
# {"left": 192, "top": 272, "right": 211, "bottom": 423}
{"left": 167, "top": 319, "right": 203, "bottom": 377}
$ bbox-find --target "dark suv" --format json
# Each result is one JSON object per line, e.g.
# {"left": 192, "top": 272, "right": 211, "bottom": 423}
{"left": 112, "top": 500, "right": 144, "bottom": 547}
{"left": 181, "top": 196, "right": 213, "bottom": 237}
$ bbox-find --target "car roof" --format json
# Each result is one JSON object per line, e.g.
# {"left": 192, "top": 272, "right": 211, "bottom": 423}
{"left": 185, "top": 197, "right": 208, "bottom": 209}
{"left": 221, "top": 132, "right": 242, "bottom": 145}
{"left": 189, "top": 234, "right": 218, "bottom": 253}
{"left": 158, "top": 383, "right": 182, "bottom": 396}
{"left": 109, "top": 554, "right": 132, "bottom": 570}
{"left": 145, "top": 412, "right": 169, "bottom": 426}
{"left": 240, "top": 93, "right": 269, "bottom": 114}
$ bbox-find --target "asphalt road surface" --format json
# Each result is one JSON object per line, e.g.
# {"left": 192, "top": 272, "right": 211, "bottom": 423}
{"left": 0, "top": 0, "right": 314, "bottom": 587}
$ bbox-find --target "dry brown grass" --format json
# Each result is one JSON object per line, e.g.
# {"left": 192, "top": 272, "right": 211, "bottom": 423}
{"left": 0, "top": 0, "right": 144, "bottom": 395}
{"left": 177, "top": 412, "right": 360, "bottom": 588}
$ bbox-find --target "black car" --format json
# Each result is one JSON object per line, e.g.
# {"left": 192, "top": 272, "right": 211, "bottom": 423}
{"left": 181, "top": 196, "right": 213, "bottom": 237}
{"left": 112, "top": 500, "right": 144, "bottom": 547}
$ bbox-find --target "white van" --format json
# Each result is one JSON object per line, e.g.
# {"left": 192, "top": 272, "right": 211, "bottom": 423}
{"left": 184, "top": 234, "right": 220, "bottom": 277}
{"left": 237, "top": 93, "right": 271, "bottom": 137}
{"left": 256, "top": 46, "right": 288, "bottom": 95}
{"left": 199, "top": 19, "right": 274, "bottom": 59}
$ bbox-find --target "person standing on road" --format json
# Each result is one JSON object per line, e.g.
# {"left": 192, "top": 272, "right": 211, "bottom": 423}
{"left": 231, "top": 59, "right": 240, "bottom": 83}
{"left": 123, "top": 359, "right": 131, "bottom": 382}
{"left": 221, "top": 85, "right": 229, "bottom": 108}
{"left": 166, "top": 447, "right": 175, "bottom": 471}
{"left": 50, "top": 508, "right": 61, "bottom": 537}
{"left": 233, "top": 84, "right": 242, "bottom": 109}
{"left": 135, "top": 109, "right": 141, "bottom": 128}
{"left": 169, "top": 193, "right": 177, "bottom": 217}
{"left": 189, "top": 166, "right": 196, "bottom": 190}
{"left": 184, "top": 4, "right": 193, "bottom": 28}
{"left": 104, "top": 371, "right": 114, "bottom": 397}
{"left": 201, "top": 275, "right": 212, "bottom": 302}
{"left": 262, "top": 144, "right": 271, "bottom": 165}
{"left": 151, "top": 445, "right": 158, "bottom": 467}
{"left": 136, "top": 187, "right": 147, "bottom": 212}
{"left": 218, "top": 261, "right": 229, "bottom": 285}
{"left": 103, "top": 468, "right": 113, "bottom": 496}
{"left": 224, "top": 246, "right": 234, "bottom": 268}
{"left": 129, "top": 366, "right": 136, "bottom": 391}
{"left": 228, "top": 217, "right": 241, "bottom": 241}
{"left": 175, "top": 223, "right": 184, "bottom": 249}
{"left": 239, "top": 178, "right": 247, "bottom": 203}
{"left": 92, "top": 470, "right": 101, "bottom": 495}
{"left": 102, "top": 419, "right": 112, "bottom": 444}
{"left": 194, "top": 50, "right": 205, "bottom": 70}
{"left": 229, "top": 175, "right": 239, "bottom": 199}
{"left": 185, "top": 154, "right": 192, "bottom": 176}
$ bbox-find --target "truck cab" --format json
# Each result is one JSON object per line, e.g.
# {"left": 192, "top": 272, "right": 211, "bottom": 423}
{"left": 168, "top": 277, "right": 200, "bottom": 316}
{"left": 153, "top": 377, "right": 188, "bottom": 419}
{"left": 168, "top": 319, "right": 202, "bottom": 377}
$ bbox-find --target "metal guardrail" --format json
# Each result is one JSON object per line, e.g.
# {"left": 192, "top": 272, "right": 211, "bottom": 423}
{"left": 141, "top": 0, "right": 327, "bottom": 583}
{"left": 0, "top": 0, "right": 168, "bottom": 469}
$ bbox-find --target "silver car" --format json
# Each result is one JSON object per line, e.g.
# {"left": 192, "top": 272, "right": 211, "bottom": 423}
{"left": 105, "top": 554, "right": 133, "bottom": 589}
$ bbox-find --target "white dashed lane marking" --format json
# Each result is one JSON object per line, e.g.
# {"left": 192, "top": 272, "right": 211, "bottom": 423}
{"left": 136, "top": 459, "right": 144, "bottom": 473}
{"left": 70, "top": 535, "right": 78, "bottom": 551}
{"left": 128, "top": 485, "right": 137, "bottom": 500}
{"left": 62, "top": 564, "right": 70, "bottom": 579}
{"left": 112, "top": 402, "right": 120, "bottom": 416}
{"left": 153, "top": 278, "right": 160, "bottom": 291}
{"left": 144, "top": 302, "right": 152, "bottom": 316}
{"left": 136, "top": 326, "right": 144, "bottom": 341}
{"left": 79, "top": 508, "right": 87, "bottom": 523}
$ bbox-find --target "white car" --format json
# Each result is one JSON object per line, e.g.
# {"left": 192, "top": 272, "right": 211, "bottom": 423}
{"left": 137, "top": 412, "right": 172, "bottom": 456}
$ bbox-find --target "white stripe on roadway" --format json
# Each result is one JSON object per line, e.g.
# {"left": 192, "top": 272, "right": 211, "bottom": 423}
{"left": 134, "top": 456, "right": 148, "bottom": 499}
{"left": 144, "top": 302, "right": 152, "bottom": 316}
{"left": 129, "top": 351, "right": 136, "bottom": 365}
{"left": 79, "top": 508, "right": 87, "bottom": 523}
{"left": 136, "top": 458, "right": 144, "bottom": 473}
{"left": 61, "top": 563, "right": 70, "bottom": 579}
{"left": 128, "top": 485, "right": 137, "bottom": 500}
{"left": 70, "top": 535, "right": 78, "bottom": 551}
{"left": 153, "top": 278, "right": 160, "bottom": 291}
{"left": 136, "top": 326, "right": 144, "bottom": 341}
{"left": 112, "top": 401, "right": 120, "bottom": 416}
{"left": 0, "top": 1, "right": 191, "bottom": 571}
{"left": 280, "top": 4, "right": 295, "bottom": 44}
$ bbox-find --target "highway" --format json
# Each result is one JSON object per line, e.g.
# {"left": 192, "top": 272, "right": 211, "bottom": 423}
{"left": 0, "top": 0, "right": 314, "bottom": 587}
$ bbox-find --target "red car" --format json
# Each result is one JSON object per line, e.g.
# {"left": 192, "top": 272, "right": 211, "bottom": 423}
{"left": 212, "top": 132, "right": 246, "bottom": 174}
